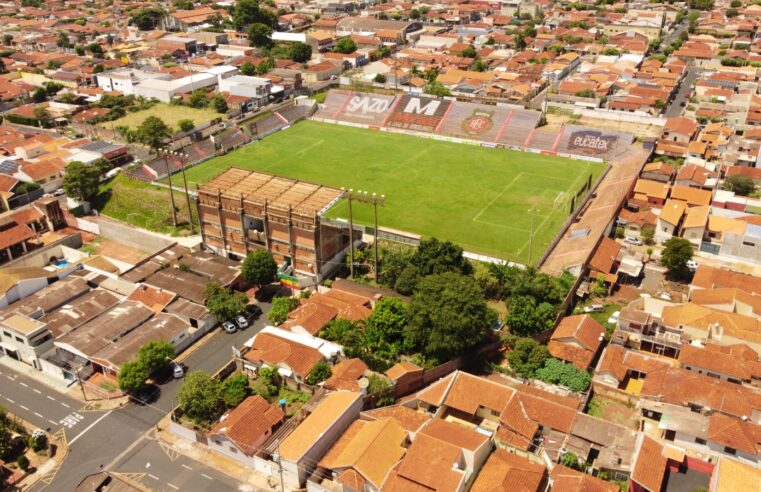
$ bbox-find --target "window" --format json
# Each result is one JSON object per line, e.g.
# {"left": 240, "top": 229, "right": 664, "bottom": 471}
{"left": 15, "top": 336, "right": 24, "bottom": 344}
{"left": 725, "top": 447, "right": 737, "bottom": 455}
{"left": 743, "top": 241, "right": 756, "bottom": 247}
{"left": 695, "top": 437, "right": 707, "bottom": 445}
{"left": 2, "top": 331, "right": 11, "bottom": 339}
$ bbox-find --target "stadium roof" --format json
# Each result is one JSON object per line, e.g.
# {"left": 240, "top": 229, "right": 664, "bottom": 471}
{"left": 200, "top": 168, "right": 344, "bottom": 216}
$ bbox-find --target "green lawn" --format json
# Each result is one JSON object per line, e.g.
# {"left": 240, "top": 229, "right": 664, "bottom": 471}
{"left": 103, "top": 103, "right": 224, "bottom": 132}
{"left": 92, "top": 174, "right": 198, "bottom": 236}
{"left": 180, "top": 120, "right": 604, "bottom": 262}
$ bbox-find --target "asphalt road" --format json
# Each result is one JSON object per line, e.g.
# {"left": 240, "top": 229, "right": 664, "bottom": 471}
{"left": 10, "top": 303, "right": 272, "bottom": 491}
{"left": 110, "top": 436, "right": 248, "bottom": 492}
{"left": 666, "top": 67, "right": 701, "bottom": 118}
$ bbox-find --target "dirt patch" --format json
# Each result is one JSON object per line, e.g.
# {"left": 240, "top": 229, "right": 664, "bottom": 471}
{"left": 575, "top": 116, "right": 663, "bottom": 139}
{"left": 588, "top": 396, "right": 640, "bottom": 429}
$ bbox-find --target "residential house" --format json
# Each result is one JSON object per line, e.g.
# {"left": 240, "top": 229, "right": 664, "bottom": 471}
{"left": 207, "top": 395, "right": 284, "bottom": 467}
{"left": 279, "top": 391, "right": 363, "bottom": 489}
{"left": 548, "top": 315, "right": 606, "bottom": 370}
{"left": 631, "top": 179, "right": 670, "bottom": 207}
{"left": 470, "top": 449, "right": 548, "bottom": 492}
{"left": 0, "top": 314, "right": 54, "bottom": 368}
{"left": 655, "top": 200, "right": 686, "bottom": 243}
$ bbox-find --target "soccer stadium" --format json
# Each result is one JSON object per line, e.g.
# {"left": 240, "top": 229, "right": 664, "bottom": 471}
{"left": 182, "top": 106, "right": 606, "bottom": 263}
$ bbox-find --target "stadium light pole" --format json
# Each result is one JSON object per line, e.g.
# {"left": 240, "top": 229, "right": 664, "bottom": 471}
{"left": 171, "top": 151, "right": 195, "bottom": 233}
{"left": 342, "top": 188, "right": 385, "bottom": 281}
{"left": 163, "top": 148, "right": 179, "bottom": 228}
{"left": 527, "top": 207, "right": 537, "bottom": 267}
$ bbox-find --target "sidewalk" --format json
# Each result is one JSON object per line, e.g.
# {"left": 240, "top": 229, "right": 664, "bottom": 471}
{"left": 0, "top": 356, "right": 74, "bottom": 394}
{"left": 156, "top": 416, "right": 280, "bottom": 491}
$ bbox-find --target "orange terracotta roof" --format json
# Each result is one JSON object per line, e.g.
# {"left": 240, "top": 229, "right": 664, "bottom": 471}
{"left": 632, "top": 437, "right": 667, "bottom": 492}
{"left": 470, "top": 448, "right": 546, "bottom": 492}
{"left": 208, "top": 395, "right": 284, "bottom": 456}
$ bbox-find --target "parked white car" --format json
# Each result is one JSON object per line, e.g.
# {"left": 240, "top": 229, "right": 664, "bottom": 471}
{"left": 686, "top": 260, "right": 699, "bottom": 271}
{"left": 624, "top": 236, "right": 643, "bottom": 246}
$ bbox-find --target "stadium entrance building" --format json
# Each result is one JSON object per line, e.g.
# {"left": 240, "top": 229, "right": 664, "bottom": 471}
{"left": 196, "top": 168, "right": 359, "bottom": 285}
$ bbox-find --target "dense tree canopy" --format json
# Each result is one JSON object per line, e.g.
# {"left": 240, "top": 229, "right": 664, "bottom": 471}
{"left": 136, "top": 116, "right": 171, "bottom": 152}
{"left": 241, "top": 250, "right": 278, "bottom": 286}
{"left": 118, "top": 360, "right": 149, "bottom": 394}
{"left": 178, "top": 371, "right": 222, "bottom": 424}
{"left": 334, "top": 38, "right": 357, "bottom": 54}
{"left": 221, "top": 374, "right": 250, "bottom": 408}
{"left": 233, "top": 0, "right": 276, "bottom": 30}
{"left": 661, "top": 237, "right": 694, "bottom": 279}
{"left": 405, "top": 272, "right": 490, "bottom": 359}
{"left": 247, "top": 23, "right": 273, "bottom": 48}
{"left": 289, "top": 42, "right": 312, "bottom": 62}
{"left": 535, "top": 358, "right": 591, "bottom": 392}
{"left": 507, "top": 338, "right": 549, "bottom": 378}
{"left": 63, "top": 161, "right": 101, "bottom": 202}
{"left": 723, "top": 174, "right": 756, "bottom": 196}
{"left": 130, "top": 8, "right": 165, "bottom": 30}
{"left": 506, "top": 295, "right": 556, "bottom": 337}
{"left": 204, "top": 283, "right": 248, "bottom": 322}
{"left": 306, "top": 361, "right": 332, "bottom": 385}
{"left": 268, "top": 296, "right": 300, "bottom": 325}
{"left": 137, "top": 340, "right": 175, "bottom": 375}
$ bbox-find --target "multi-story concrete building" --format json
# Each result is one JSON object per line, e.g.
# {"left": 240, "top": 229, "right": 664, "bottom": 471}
{"left": 196, "top": 168, "right": 359, "bottom": 284}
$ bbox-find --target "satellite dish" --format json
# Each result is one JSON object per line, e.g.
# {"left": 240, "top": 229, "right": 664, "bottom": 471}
{"left": 358, "top": 377, "right": 369, "bottom": 389}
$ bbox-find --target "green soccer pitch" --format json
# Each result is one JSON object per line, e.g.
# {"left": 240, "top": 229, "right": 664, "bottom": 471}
{"left": 181, "top": 120, "right": 605, "bottom": 263}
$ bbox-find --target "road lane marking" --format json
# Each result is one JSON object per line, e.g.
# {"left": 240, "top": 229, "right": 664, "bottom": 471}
{"left": 19, "top": 405, "right": 28, "bottom": 410}
{"left": 6, "top": 398, "right": 14, "bottom": 404}
{"left": 33, "top": 389, "right": 41, "bottom": 394}
{"left": 34, "top": 412, "right": 43, "bottom": 418}
{"left": 181, "top": 464, "right": 192, "bottom": 470}
{"left": 5, "top": 375, "right": 13, "bottom": 380}
{"left": 201, "top": 473, "right": 212, "bottom": 480}
{"left": 60, "top": 402, "right": 70, "bottom": 408}
{"left": 167, "top": 484, "right": 179, "bottom": 490}
{"left": 147, "top": 474, "right": 159, "bottom": 481}
{"left": 19, "top": 382, "right": 27, "bottom": 387}
{"left": 48, "top": 419, "right": 57, "bottom": 426}
{"left": 46, "top": 395, "right": 55, "bottom": 401}
{"left": 69, "top": 410, "right": 112, "bottom": 445}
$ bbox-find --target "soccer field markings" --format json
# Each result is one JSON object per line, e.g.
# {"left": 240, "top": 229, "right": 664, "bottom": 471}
{"left": 472, "top": 172, "right": 526, "bottom": 222}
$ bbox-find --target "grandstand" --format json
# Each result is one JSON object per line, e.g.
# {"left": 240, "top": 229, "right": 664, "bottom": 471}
{"left": 249, "top": 113, "right": 287, "bottom": 137}
{"left": 435, "top": 100, "right": 512, "bottom": 142}
{"left": 314, "top": 90, "right": 632, "bottom": 161}
{"left": 331, "top": 92, "right": 398, "bottom": 126}
{"left": 217, "top": 127, "right": 248, "bottom": 151}
{"left": 385, "top": 94, "right": 453, "bottom": 133}
{"left": 276, "top": 104, "right": 313, "bottom": 124}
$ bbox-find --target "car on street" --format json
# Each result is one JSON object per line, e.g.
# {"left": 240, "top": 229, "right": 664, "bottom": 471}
{"left": 173, "top": 363, "right": 185, "bottom": 379}
{"left": 247, "top": 304, "right": 263, "bottom": 317}
{"left": 222, "top": 321, "right": 237, "bottom": 333}
{"left": 53, "top": 188, "right": 65, "bottom": 196}
{"left": 235, "top": 315, "right": 248, "bottom": 329}
{"left": 686, "top": 260, "right": 699, "bottom": 271}
{"left": 584, "top": 304, "right": 604, "bottom": 313}
{"left": 624, "top": 236, "right": 643, "bottom": 246}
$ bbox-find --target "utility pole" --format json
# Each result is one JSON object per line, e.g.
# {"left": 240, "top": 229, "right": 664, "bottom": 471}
{"left": 342, "top": 189, "right": 385, "bottom": 281}
{"left": 276, "top": 444, "right": 285, "bottom": 492}
{"left": 163, "top": 149, "right": 179, "bottom": 227}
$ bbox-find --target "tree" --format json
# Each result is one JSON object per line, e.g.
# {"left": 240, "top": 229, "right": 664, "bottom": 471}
{"left": 233, "top": 0, "right": 276, "bottom": 30}
{"left": 88, "top": 43, "right": 104, "bottom": 56}
{"left": 367, "top": 374, "right": 394, "bottom": 407}
{"left": 57, "top": 32, "right": 71, "bottom": 49}
{"left": 364, "top": 297, "right": 408, "bottom": 349}
{"left": 255, "top": 59, "right": 274, "bottom": 75}
{"left": 410, "top": 8, "right": 420, "bottom": 19}
{"left": 306, "top": 361, "right": 332, "bottom": 385}
{"left": 424, "top": 80, "right": 451, "bottom": 97}
{"left": 178, "top": 119, "right": 195, "bottom": 132}
{"left": 661, "top": 237, "right": 694, "bottom": 279}
{"left": 561, "top": 451, "right": 583, "bottom": 470}
{"left": 221, "top": 374, "right": 250, "bottom": 407}
{"left": 32, "top": 88, "right": 47, "bottom": 103}
{"left": 2, "top": 34, "right": 12, "bottom": 46}
{"left": 130, "top": 8, "right": 166, "bottom": 30}
{"left": 462, "top": 46, "right": 477, "bottom": 58}
{"left": 334, "top": 38, "right": 357, "bottom": 54}
{"left": 137, "top": 340, "right": 175, "bottom": 375}
{"left": 507, "top": 338, "right": 549, "bottom": 378}
{"left": 178, "top": 371, "right": 222, "bottom": 424}
{"left": 289, "top": 42, "right": 312, "bottom": 62}
{"left": 16, "top": 455, "right": 29, "bottom": 471}
{"left": 63, "top": 161, "right": 100, "bottom": 202}
{"left": 75, "top": 45, "right": 85, "bottom": 56}
{"left": 394, "top": 238, "right": 475, "bottom": 294}
{"left": 536, "top": 358, "right": 591, "bottom": 392}
{"left": 211, "top": 93, "right": 228, "bottom": 114}
{"left": 247, "top": 23, "right": 273, "bottom": 48}
{"left": 506, "top": 295, "right": 556, "bottom": 337}
{"left": 374, "top": 73, "right": 387, "bottom": 84}
{"left": 405, "top": 272, "right": 490, "bottom": 359}
{"left": 723, "top": 174, "right": 755, "bottom": 196}
{"left": 204, "top": 283, "right": 248, "bottom": 322}
{"left": 118, "top": 359, "right": 149, "bottom": 394}
{"left": 188, "top": 90, "right": 208, "bottom": 108}
{"left": 240, "top": 61, "right": 256, "bottom": 75}
{"left": 241, "top": 250, "right": 278, "bottom": 286}
{"left": 136, "top": 116, "right": 171, "bottom": 153}
{"left": 319, "top": 318, "right": 360, "bottom": 347}
{"left": 254, "top": 366, "right": 279, "bottom": 398}
{"left": 268, "top": 296, "right": 300, "bottom": 325}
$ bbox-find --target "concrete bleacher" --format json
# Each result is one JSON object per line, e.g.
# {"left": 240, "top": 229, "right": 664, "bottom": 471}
{"left": 435, "top": 100, "right": 512, "bottom": 142}
{"left": 276, "top": 104, "right": 313, "bottom": 123}
{"left": 249, "top": 113, "right": 286, "bottom": 136}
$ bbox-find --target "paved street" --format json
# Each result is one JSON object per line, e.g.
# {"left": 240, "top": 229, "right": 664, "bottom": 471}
{"left": 6, "top": 302, "right": 272, "bottom": 491}
{"left": 666, "top": 66, "right": 701, "bottom": 118}
{"left": 110, "top": 436, "right": 247, "bottom": 492}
